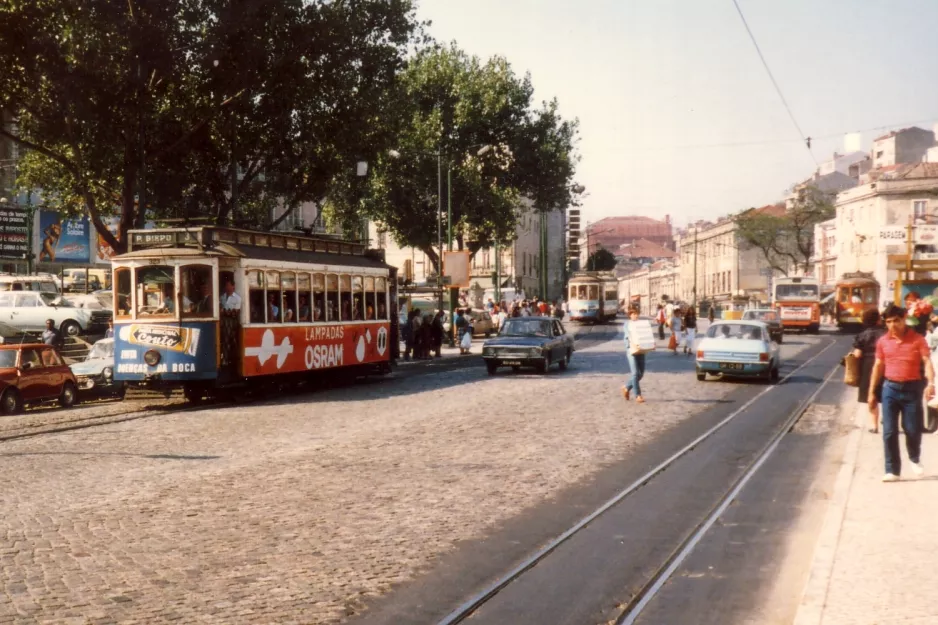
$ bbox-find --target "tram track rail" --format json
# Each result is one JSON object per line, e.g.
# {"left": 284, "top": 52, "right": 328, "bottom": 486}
{"left": 0, "top": 322, "right": 622, "bottom": 444}
{"left": 435, "top": 336, "right": 839, "bottom": 625}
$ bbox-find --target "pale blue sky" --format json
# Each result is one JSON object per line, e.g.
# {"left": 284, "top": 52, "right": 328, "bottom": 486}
{"left": 416, "top": 0, "right": 938, "bottom": 227}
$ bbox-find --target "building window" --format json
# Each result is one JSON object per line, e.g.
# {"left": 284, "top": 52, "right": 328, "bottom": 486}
{"left": 913, "top": 200, "right": 928, "bottom": 221}
{"left": 876, "top": 150, "right": 884, "bottom": 159}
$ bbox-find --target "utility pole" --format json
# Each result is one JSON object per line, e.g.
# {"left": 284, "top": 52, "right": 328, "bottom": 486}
{"left": 692, "top": 227, "right": 698, "bottom": 310}
{"left": 437, "top": 150, "right": 444, "bottom": 318}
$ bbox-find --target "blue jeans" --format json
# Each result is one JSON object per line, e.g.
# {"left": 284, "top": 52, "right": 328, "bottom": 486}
{"left": 626, "top": 352, "right": 646, "bottom": 397}
{"left": 881, "top": 380, "right": 924, "bottom": 475}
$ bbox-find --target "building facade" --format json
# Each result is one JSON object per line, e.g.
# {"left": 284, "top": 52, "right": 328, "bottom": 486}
{"left": 582, "top": 215, "right": 673, "bottom": 266}
{"left": 871, "top": 127, "right": 936, "bottom": 169}
{"left": 833, "top": 162, "right": 938, "bottom": 293}
{"left": 812, "top": 218, "right": 837, "bottom": 292}
{"left": 677, "top": 208, "right": 781, "bottom": 310}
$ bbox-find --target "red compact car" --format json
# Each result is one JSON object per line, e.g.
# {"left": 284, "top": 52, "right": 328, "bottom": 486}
{"left": 0, "top": 344, "right": 78, "bottom": 415}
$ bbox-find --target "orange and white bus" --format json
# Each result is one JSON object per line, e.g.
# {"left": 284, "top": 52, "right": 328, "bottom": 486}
{"left": 773, "top": 276, "right": 820, "bottom": 334}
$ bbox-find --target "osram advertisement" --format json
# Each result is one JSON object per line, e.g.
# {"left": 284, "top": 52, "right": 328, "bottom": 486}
{"left": 241, "top": 322, "right": 390, "bottom": 377}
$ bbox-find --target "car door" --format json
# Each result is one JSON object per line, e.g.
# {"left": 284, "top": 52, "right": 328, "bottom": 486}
{"left": 11, "top": 293, "right": 44, "bottom": 331}
{"left": 40, "top": 347, "right": 67, "bottom": 398}
{"left": 555, "top": 320, "right": 572, "bottom": 353}
{"left": 17, "top": 348, "right": 48, "bottom": 401}
{"left": 549, "top": 321, "right": 564, "bottom": 360}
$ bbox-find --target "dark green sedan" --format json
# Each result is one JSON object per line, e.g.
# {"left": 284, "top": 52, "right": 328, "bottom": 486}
{"left": 481, "top": 317, "right": 575, "bottom": 375}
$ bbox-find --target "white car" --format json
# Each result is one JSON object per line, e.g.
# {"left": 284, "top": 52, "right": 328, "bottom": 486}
{"left": 0, "top": 291, "right": 111, "bottom": 337}
{"left": 695, "top": 320, "right": 781, "bottom": 383}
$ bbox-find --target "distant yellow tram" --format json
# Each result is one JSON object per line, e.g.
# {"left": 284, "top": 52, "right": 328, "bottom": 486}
{"left": 835, "top": 272, "right": 879, "bottom": 330}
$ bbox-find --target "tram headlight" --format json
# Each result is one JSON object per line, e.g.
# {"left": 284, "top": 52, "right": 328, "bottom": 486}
{"left": 102, "top": 367, "right": 113, "bottom": 380}
{"left": 143, "top": 350, "right": 161, "bottom": 367}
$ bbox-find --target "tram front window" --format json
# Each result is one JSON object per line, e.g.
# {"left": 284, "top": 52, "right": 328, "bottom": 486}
{"left": 180, "top": 265, "right": 213, "bottom": 318}
{"left": 114, "top": 268, "right": 131, "bottom": 318}
{"left": 135, "top": 266, "right": 175, "bottom": 317}
{"left": 577, "top": 285, "right": 588, "bottom": 300}
{"left": 588, "top": 285, "right": 599, "bottom": 300}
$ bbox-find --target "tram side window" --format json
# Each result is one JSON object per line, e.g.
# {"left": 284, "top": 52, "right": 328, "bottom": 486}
{"left": 364, "top": 276, "right": 376, "bottom": 320}
{"left": 352, "top": 275, "right": 364, "bottom": 320}
{"left": 326, "top": 274, "right": 338, "bottom": 321}
{"left": 114, "top": 268, "right": 131, "bottom": 318}
{"left": 266, "top": 271, "right": 282, "bottom": 323}
{"left": 247, "top": 270, "right": 265, "bottom": 324}
{"left": 181, "top": 265, "right": 213, "bottom": 318}
{"left": 298, "top": 273, "right": 311, "bottom": 322}
{"left": 339, "top": 274, "right": 352, "bottom": 321}
{"left": 282, "top": 271, "right": 296, "bottom": 323}
{"left": 312, "top": 274, "right": 325, "bottom": 322}
{"left": 135, "top": 266, "right": 174, "bottom": 317}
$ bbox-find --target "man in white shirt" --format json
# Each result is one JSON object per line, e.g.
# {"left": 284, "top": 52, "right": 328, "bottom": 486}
{"left": 220, "top": 279, "right": 242, "bottom": 314}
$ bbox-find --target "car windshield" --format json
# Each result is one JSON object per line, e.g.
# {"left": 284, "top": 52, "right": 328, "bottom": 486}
{"left": 707, "top": 323, "right": 765, "bottom": 341}
{"left": 743, "top": 310, "right": 778, "bottom": 322}
{"left": 40, "top": 292, "right": 72, "bottom": 307}
{"left": 0, "top": 351, "right": 17, "bottom": 368}
{"left": 87, "top": 340, "right": 115, "bottom": 360}
{"left": 499, "top": 319, "right": 551, "bottom": 337}
{"left": 775, "top": 284, "right": 819, "bottom": 300}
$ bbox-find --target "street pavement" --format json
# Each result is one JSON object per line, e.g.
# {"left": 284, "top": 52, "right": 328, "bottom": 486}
{"left": 0, "top": 323, "right": 814, "bottom": 624}
{"left": 794, "top": 387, "right": 938, "bottom": 625}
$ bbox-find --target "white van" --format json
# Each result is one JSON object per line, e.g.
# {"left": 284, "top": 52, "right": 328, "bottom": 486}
{"left": 0, "top": 275, "right": 61, "bottom": 294}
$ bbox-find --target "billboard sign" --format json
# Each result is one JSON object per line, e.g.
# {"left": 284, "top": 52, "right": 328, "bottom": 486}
{"left": 38, "top": 211, "right": 90, "bottom": 264}
{"left": 0, "top": 206, "right": 29, "bottom": 259}
{"left": 443, "top": 250, "right": 471, "bottom": 288}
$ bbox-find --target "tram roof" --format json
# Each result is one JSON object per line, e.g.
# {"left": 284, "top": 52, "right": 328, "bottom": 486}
{"left": 115, "top": 226, "right": 391, "bottom": 269}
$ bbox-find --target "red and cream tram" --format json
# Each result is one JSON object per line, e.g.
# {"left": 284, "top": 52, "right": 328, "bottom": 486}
{"left": 111, "top": 226, "right": 396, "bottom": 401}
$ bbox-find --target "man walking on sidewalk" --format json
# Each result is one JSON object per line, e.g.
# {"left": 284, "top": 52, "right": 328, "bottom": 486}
{"left": 869, "top": 303, "right": 936, "bottom": 482}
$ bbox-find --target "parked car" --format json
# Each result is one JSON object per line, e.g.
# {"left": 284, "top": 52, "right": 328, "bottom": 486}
{"left": 696, "top": 320, "right": 781, "bottom": 383}
{"left": 64, "top": 290, "right": 112, "bottom": 311}
{"left": 0, "top": 343, "right": 78, "bottom": 414}
{"left": 442, "top": 309, "right": 496, "bottom": 337}
{"left": 62, "top": 268, "right": 108, "bottom": 292}
{"left": 742, "top": 308, "right": 784, "bottom": 343}
{"left": 0, "top": 291, "right": 111, "bottom": 337}
{"left": 481, "top": 316, "right": 575, "bottom": 375}
{"left": 70, "top": 338, "right": 124, "bottom": 399}
{"left": 0, "top": 274, "right": 61, "bottom": 294}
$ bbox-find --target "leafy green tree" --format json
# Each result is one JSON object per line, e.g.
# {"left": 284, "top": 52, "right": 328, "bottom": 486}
{"left": 327, "top": 43, "right": 581, "bottom": 272}
{"left": 0, "top": 0, "right": 418, "bottom": 253}
{"left": 586, "top": 247, "right": 617, "bottom": 271}
{"left": 734, "top": 187, "right": 834, "bottom": 276}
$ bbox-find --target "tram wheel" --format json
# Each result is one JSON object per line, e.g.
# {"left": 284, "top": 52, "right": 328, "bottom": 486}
{"left": 183, "top": 384, "right": 209, "bottom": 404}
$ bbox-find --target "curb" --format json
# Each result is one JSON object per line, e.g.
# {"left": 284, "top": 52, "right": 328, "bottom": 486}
{"left": 792, "top": 387, "right": 864, "bottom": 625}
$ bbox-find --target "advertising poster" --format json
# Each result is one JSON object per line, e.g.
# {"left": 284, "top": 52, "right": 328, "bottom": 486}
{"left": 241, "top": 322, "right": 390, "bottom": 377}
{"left": 38, "top": 211, "right": 90, "bottom": 264}
{"left": 114, "top": 321, "right": 218, "bottom": 381}
{"left": 0, "top": 207, "right": 29, "bottom": 259}
{"left": 95, "top": 216, "right": 121, "bottom": 264}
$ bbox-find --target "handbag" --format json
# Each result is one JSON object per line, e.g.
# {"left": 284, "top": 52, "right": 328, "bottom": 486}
{"left": 843, "top": 353, "right": 860, "bottom": 387}
{"left": 668, "top": 333, "right": 677, "bottom": 350}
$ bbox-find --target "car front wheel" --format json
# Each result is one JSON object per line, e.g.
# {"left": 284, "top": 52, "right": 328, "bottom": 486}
{"left": 1, "top": 388, "right": 22, "bottom": 415}
{"left": 60, "top": 320, "right": 81, "bottom": 337}
{"left": 696, "top": 371, "right": 706, "bottom": 381}
{"left": 536, "top": 354, "right": 550, "bottom": 374}
{"left": 59, "top": 382, "right": 77, "bottom": 408}
{"left": 558, "top": 349, "right": 571, "bottom": 370}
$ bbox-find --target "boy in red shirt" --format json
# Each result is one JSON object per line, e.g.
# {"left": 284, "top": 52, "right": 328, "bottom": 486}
{"left": 869, "top": 304, "right": 936, "bottom": 481}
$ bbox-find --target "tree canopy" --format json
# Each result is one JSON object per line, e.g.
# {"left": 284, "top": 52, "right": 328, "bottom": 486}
{"left": 325, "top": 43, "right": 581, "bottom": 272}
{"left": 586, "top": 247, "right": 617, "bottom": 271}
{"left": 734, "top": 188, "right": 834, "bottom": 276}
{"left": 0, "top": 0, "right": 419, "bottom": 253}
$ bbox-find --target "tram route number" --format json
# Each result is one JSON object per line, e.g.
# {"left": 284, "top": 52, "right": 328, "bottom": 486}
{"left": 117, "top": 362, "right": 198, "bottom": 374}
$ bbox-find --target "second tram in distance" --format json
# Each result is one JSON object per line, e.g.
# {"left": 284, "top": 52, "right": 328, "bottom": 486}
{"left": 111, "top": 226, "right": 396, "bottom": 401}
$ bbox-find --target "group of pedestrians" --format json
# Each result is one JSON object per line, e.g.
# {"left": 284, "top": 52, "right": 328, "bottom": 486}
{"left": 485, "top": 297, "right": 565, "bottom": 323}
{"left": 401, "top": 309, "right": 445, "bottom": 360}
{"left": 654, "top": 302, "right": 698, "bottom": 356}
{"left": 850, "top": 298, "right": 936, "bottom": 482}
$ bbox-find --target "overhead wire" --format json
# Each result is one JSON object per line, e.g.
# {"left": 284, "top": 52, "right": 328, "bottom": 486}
{"left": 731, "top": 0, "right": 818, "bottom": 166}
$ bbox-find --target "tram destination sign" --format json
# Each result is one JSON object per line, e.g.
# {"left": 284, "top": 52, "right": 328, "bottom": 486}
{"left": 129, "top": 229, "right": 207, "bottom": 249}
{"left": 0, "top": 207, "right": 29, "bottom": 259}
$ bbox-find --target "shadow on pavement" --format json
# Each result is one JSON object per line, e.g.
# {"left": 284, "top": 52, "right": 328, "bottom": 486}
{"left": 0, "top": 451, "right": 221, "bottom": 460}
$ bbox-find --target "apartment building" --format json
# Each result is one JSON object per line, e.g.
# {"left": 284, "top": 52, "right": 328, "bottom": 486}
{"left": 834, "top": 162, "right": 938, "bottom": 291}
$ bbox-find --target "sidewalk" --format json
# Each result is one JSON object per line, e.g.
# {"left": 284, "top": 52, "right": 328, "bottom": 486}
{"left": 795, "top": 389, "right": 938, "bottom": 624}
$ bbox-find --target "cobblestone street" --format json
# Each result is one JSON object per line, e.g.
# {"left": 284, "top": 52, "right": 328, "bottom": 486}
{"left": 0, "top": 331, "right": 820, "bottom": 624}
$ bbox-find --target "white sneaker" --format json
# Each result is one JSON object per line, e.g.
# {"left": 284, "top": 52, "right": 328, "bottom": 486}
{"left": 882, "top": 473, "right": 900, "bottom": 482}
{"left": 910, "top": 462, "right": 925, "bottom": 477}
